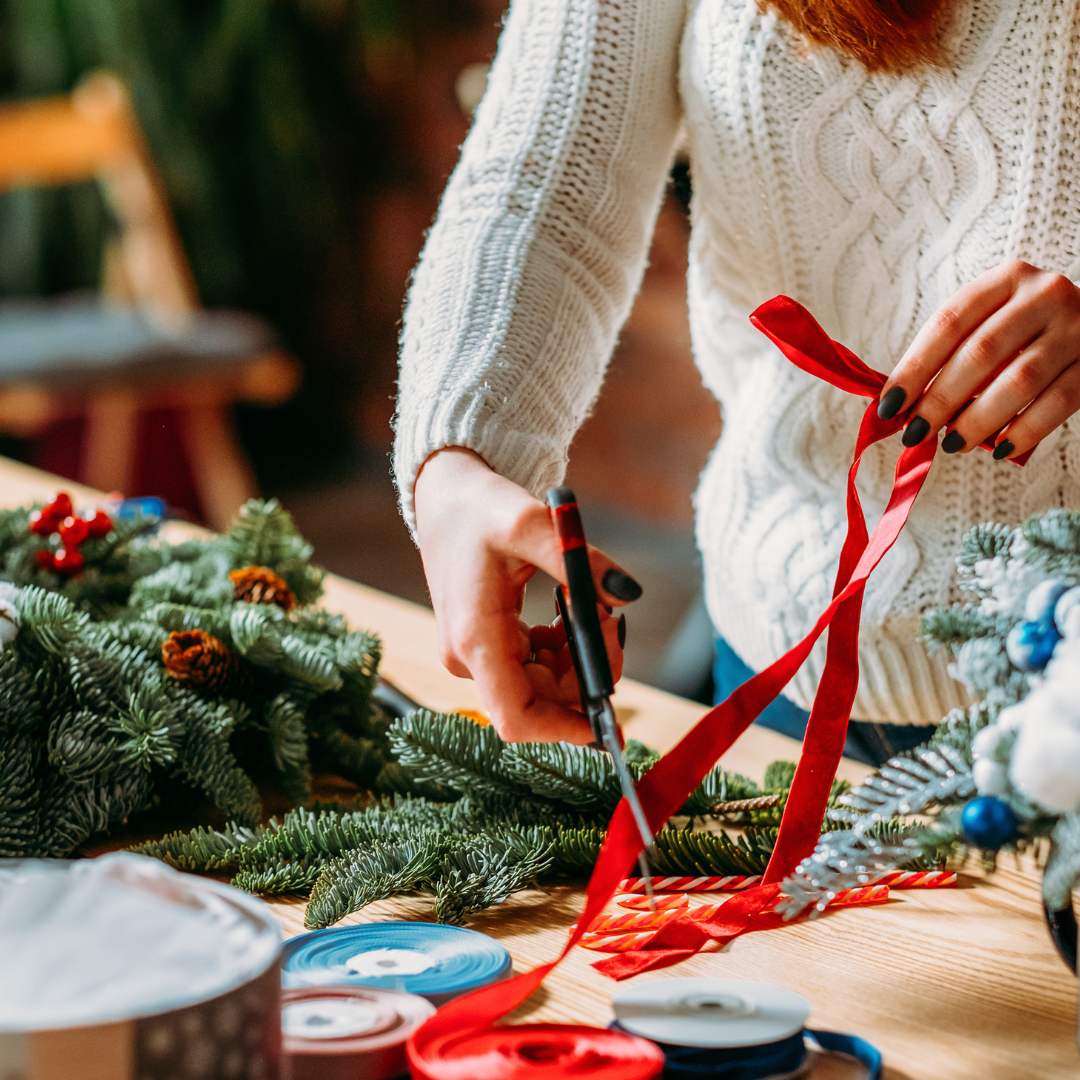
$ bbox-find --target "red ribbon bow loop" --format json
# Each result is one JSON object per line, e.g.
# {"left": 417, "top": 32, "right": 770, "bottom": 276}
{"left": 406, "top": 296, "right": 1021, "bottom": 1075}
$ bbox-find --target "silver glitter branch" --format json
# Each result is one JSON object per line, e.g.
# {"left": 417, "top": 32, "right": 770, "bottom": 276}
{"left": 778, "top": 745, "right": 975, "bottom": 919}
{"left": 830, "top": 745, "right": 974, "bottom": 828}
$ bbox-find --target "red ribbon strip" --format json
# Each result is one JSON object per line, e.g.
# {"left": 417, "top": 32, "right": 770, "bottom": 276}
{"left": 407, "top": 296, "right": 1022, "bottom": 1075}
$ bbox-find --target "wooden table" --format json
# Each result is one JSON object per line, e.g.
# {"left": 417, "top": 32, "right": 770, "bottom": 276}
{"left": 3, "top": 457, "right": 1077, "bottom": 1078}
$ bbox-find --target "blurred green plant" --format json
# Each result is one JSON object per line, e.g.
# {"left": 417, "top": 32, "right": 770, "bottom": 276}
{"left": 0, "top": 0, "right": 398, "bottom": 308}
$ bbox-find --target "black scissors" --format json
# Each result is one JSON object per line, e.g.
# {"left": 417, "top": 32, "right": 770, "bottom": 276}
{"left": 547, "top": 487, "right": 656, "bottom": 907}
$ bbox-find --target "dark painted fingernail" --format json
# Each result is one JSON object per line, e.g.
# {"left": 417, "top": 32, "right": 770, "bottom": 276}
{"left": 877, "top": 385, "right": 906, "bottom": 420}
{"left": 993, "top": 439, "right": 1014, "bottom": 461}
{"left": 602, "top": 568, "right": 642, "bottom": 602}
{"left": 617, "top": 613, "right": 627, "bottom": 648}
{"left": 902, "top": 416, "right": 930, "bottom": 447}
{"left": 941, "top": 430, "right": 966, "bottom": 454}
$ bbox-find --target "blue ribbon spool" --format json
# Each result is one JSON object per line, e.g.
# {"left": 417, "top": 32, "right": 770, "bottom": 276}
{"left": 281, "top": 922, "right": 512, "bottom": 1006}
{"left": 612, "top": 979, "right": 882, "bottom": 1080}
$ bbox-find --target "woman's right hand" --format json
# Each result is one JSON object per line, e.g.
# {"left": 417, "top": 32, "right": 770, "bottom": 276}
{"left": 413, "top": 447, "right": 642, "bottom": 744}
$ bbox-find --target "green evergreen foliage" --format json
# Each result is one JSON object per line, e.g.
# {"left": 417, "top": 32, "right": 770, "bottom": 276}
{"left": 0, "top": 497, "right": 416, "bottom": 856}
{"left": 0, "top": 492, "right": 864, "bottom": 929}
{"left": 956, "top": 521, "right": 1013, "bottom": 570}
{"left": 129, "top": 706, "right": 853, "bottom": 927}
{"left": 920, "top": 605, "right": 1013, "bottom": 654}
{"left": 1021, "top": 510, "right": 1080, "bottom": 580}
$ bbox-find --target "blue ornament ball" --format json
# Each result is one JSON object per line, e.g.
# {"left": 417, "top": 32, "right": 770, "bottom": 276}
{"left": 961, "top": 796, "right": 1019, "bottom": 849}
{"left": 1005, "top": 619, "right": 1060, "bottom": 671}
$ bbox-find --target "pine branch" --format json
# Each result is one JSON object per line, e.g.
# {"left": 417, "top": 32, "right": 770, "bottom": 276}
{"left": 430, "top": 827, "right": 553, "bottom": 925}
{"left": 43, "top": 774, "right": 152, "bottom": 855}
{"left": 132, "top": 822, "right": 265, "bottom": 871}
{"left": 653, "top": 826, "right": 771, "bottom": 876}
{"left": 680, "top": 764, "right": 762, "bottom": 817}
{"left": 0, "top": 732, "right": 40, "bottom": 857}
{"left": 174, "top": 699, "right": 263, "bottom": 826}
{"left": 1044, "top": 814, "right": 1080, "bottom": 910}
{"left": 389, "top": 710, "right": 533, "bottom": 802}
{"left": 502, "top": 742, "right": 621, "bottom": 813}
{"left": 304, "top": 835, "right": 450, "bottom": 928}
{"left": 829, "top": 745, "right": 975, "bottom": 832}
{"left": 1021, "top": 509, "right": 1080, "bottom": 579}
{"left": 920, "top": 605, "right": 1012, "bottom": 653}
{"left": 234, "top": 859, "right": 325, "bottom": 895}
{"left": 14, "top": 587, "right": 88, "bottom": 656}
{"left": 220, "top": 499, "right": 325, "bottom": 605}
{"left": 956, "top": 522, "right": 1014, "bottom": 570}
{"left": 780, "top": 744, "right": 976, "bottom": 918}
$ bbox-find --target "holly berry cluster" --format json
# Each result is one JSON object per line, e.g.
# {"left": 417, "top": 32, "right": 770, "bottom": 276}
{"left": 29, "top": 493, "right": 114, "bottom": 575}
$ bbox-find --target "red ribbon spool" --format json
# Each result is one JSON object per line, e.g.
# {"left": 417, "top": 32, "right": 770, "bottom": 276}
{"left": 282, "top": 984, "right": 434, "bottom": 1080}
{"left": 408, "top": 1023, "right": 664, "bottom": 1080}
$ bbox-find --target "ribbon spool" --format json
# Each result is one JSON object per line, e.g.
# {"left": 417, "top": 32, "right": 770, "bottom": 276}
{"left": 0, "top": 854, "right": 282, "bottom": 1080}
{"left": 282, "top": 985, "right": 435, "bottom": 1080}
{"left": 409, "top": 1023, "right": 665, "bottom": 1080}
{"left": 282, "top": 922, "right": 512, "bottom": 1005}
{"left": 612, "top": 979, "right": 882, "bottom": 1079}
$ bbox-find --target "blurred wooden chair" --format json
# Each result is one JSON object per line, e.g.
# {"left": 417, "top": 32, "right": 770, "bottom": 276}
{"left": 0, "top": 71, "right": 299, "bottom": 528}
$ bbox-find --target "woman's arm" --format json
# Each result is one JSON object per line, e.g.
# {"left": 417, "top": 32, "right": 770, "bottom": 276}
{"left": 394, "top": 0, "right": 686, "bottom": 532}
{"left": 395, "top": 0, "right": 685, "bottom": 741}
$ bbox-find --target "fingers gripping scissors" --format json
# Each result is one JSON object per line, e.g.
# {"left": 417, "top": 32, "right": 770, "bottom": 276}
{"left": 546, "top": 487, "right": 657, "bottom": 909}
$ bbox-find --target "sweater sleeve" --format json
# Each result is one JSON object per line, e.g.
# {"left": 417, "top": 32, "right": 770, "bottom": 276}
{"left": 393, "top": 0, "right": 686, "bottom": 533}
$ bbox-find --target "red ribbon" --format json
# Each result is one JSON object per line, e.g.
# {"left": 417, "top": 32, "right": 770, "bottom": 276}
{"left": 407, "top": 296, "right": 1025, "bottom": 1075}
{"left": 408, "top": 1023, "right": 664, "bottom": 1080}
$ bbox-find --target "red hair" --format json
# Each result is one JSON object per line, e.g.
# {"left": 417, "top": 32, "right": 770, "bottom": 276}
{"left": 762, "top": 0, "right": 947, "bottom": 73}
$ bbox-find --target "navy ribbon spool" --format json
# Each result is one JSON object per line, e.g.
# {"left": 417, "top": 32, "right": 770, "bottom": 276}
{"left": 612, "top": 1023, "right": 881, "bottom": 1079}
{"left": 610, "top": 979, "right": 882, "bottom": 1080}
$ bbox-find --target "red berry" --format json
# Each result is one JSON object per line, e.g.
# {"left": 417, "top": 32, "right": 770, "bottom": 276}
{"left": 34, "top": 549, "right": 56, "bottom": 571}
{"left": 52, "top": 547, "right": 84, "bottom": 574}
{"left": 84, "top": 510, "right": 113, "bottom": 539}
{"left": 59, "top": 516, "right": 90, "bottom": 547}
{"left": 46, "top": 493, "right": 73, "bottom": 519}
{"left": 29, "top": 509, "right": 59, "bottom": 536}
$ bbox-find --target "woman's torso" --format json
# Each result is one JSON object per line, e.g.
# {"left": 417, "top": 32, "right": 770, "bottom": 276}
{"left": 679, "top": 0, "right": 1080, "bottom": 720}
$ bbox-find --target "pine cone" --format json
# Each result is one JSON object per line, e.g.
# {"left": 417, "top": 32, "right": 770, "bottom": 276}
{"left": 162, "top": 630, "right": 252, "bottom": 695}
{"left": 229, "top": 566, "right": 297, "bottom": 611}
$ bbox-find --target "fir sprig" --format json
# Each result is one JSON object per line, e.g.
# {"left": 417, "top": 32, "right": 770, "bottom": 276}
{"left": 0, "top": 497, "right": 415, "bottom": 857}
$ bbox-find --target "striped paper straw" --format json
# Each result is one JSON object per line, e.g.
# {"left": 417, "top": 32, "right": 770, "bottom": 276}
{"left": 616, "top": 892, "right": 689, "bottom": 913}
{"left": 618, "top": 870, "right": 955, "bottom": 895}
{"left": 617, "top": 875, "right": 761, "bottom": 894}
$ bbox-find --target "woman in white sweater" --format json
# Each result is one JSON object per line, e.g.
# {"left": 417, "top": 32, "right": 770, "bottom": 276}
{"left": 394, "top": 0, "right": 1080, "bottom": 758}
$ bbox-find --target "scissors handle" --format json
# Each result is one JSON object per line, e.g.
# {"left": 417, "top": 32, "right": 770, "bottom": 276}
{"left": 546, "top": 486, "right": 613, "bottom": 703}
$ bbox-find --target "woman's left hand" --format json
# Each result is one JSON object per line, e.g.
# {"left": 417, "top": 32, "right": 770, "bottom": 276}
{"left": 877, "top": 260, "right": 1080, "bottom": 460}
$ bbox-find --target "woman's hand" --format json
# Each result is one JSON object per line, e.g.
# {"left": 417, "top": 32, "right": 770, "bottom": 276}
{"left": 878, "top": 260, "right": 1080, "bottom": 460}
{"left": 412, "top": 447, "right": 641, "bottom": 744}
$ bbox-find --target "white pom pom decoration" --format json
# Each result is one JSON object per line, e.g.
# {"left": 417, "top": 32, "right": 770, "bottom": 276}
{"left": 0, "top": 589, "right": 19, "bottom": 652}
{"left": 973, "top": 756, "right": 1009, "bottom": 796}
{"left": 1055, "top": 587, "right": 1080, "bottom": 639}
{"left": 1025, "top": 578, "right": 1070, "bottom": 623}
{"left": 1010, "top": 721, "right": 1080, "bottom": 814}
{"left": 972, "top": 725, "right": 1007, "bottom": 757}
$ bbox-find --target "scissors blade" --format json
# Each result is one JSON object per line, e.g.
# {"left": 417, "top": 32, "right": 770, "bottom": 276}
{"left": 594, "top": 698, "right": 654, "bottom": 851}
{"left": 592, "top": 697, "right": 657, "bottom": 913}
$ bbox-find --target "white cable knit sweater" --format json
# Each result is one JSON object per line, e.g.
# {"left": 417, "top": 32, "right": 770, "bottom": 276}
{"left": 394, "top": 0, "right": 1080, "bottom": 724}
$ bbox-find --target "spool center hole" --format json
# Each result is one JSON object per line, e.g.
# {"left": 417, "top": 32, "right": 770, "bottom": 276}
{"left": 516, "top": 1041, "right": 571, "bottom": 1062}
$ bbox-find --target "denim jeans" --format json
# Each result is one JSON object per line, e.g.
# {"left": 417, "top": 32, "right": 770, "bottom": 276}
{"left": 712, "top": 636, "right": 933, "bottom": 767}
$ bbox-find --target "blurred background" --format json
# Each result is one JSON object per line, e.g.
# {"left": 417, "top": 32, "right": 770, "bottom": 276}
{"left": 0, "top": 0, "right": 720, "bottom": 699}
